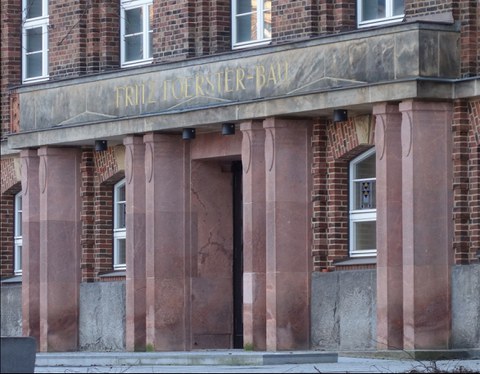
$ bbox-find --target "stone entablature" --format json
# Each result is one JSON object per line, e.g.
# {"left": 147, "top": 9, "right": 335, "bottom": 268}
{"left": 12, "top": 22, "right": 459, "bottom": 139}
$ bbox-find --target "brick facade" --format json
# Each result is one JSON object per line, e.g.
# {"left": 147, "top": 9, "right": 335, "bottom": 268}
{"left": 1, "top": 0, "right": 479, "bottom": 278}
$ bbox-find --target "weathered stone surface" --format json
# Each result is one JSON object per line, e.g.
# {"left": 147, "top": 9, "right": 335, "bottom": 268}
{"left": 79, "top": 282, "right": 126, "bottom": 351}
{"left": 311, "top": 270, "right": 377, "bottom": 351}
{"left": 0, "top": 283, "right": 22, "bottom": 337}
{"left": 451, "top": 264, "right": 480, "bottom": 349}
{"left": 17, "top": 23, "right": 459, "bottom": 133}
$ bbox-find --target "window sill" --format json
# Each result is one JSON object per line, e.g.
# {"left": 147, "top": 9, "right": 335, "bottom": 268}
{"left": 1, "top": 275, "right": 22, "bottom": 284}
{"left": 334, "top": 257, "right": 376, "bottom": 271}
{"left": 99, "top": 270, "right": 126, "bottom": 282}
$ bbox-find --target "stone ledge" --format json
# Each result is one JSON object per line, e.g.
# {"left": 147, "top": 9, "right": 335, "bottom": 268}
{"left": 340, "top": 349, "right": 480, "bottom": 361}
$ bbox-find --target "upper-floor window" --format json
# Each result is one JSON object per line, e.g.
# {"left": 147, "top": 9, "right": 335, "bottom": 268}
{"left": 113, "top": 179, "right": 126, "bottom": 270}
{"left": 22, "top": 0, "right": 49, "bottom": 82}
{"left": 14, "top": 193, "right": 23, "bottom": 276}
{"left": 349, "top": 148, "right": 376, "bottom": 257}
{"left": 232, "top": 0, "right": 271, "bottom": 49}
{"left": 358, "top": 0, "right": 404, "bottom": 28}
{"left": 121, "top": 0, "right": 153, "bottom": 67}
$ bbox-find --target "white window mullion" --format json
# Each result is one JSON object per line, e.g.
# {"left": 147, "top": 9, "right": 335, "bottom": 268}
{"left": 113, "top": 179, "right": 126, "bottom": 270}
{"left": 349, "top": 148, "right": 377, "bottom": 257}
{"left": 14, "top": 193, "right": 23, "bottom": 276}
{"left": 358, "top": 0, "right": 405, "bottom": 28}
{"left": 121, "top": 0, "right": 153, "bottom": 67}
{"left": 22, "top": 0, "right": 49, "bottom": 82}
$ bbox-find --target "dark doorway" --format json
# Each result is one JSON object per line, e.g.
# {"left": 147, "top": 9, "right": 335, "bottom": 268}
{"left": 232, "top": 161, "right": 243, "bottom": 348}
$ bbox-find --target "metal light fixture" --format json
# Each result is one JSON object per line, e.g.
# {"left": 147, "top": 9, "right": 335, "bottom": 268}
{"left": 333, "top": 109, "right": 348, "bottom": 123}
{"left": 95, "top": 140, "right": 108, "bottom": 151}
{"left": 182, "top": 128, "right": 196, "bottom": 140}
{"left": 222, "top": 123, "right": 235, "bottom": 135}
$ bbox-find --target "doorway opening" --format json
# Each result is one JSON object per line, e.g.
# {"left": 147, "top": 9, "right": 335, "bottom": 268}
{"left": 232, "top": 160, "right": 243, "bottom": 348}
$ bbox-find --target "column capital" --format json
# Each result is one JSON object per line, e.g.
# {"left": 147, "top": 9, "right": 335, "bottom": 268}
{"left": 372, "top": 102, "right": 401, "bottom": 116}
{"left": 399, "top": 100, "right": 452, "bottom": 113}
{"left": 123, "top": 135, "right": 144, "bottom": 146}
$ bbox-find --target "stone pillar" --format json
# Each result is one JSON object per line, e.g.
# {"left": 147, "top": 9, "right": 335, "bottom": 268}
{"left": 20, "top": 150, "right": 40, "bottom": 346}
{"left": 37, "top": 147, "right": 81, "bottom": 352}
{"left": 399, "top": 100, "right": 453, "bottom": 350}
{"left": 240, "top": 120, "right": 267, "bottom": 350}
{"left": 373, "top": 103, "right": 404, "bottom": 350}
{"left": 263, "top": 117, "right": 311, "bottom": 351}
{"left": 144, "top": 133, "right": 188, "bottom": 351}
{"left": 123, "top": 136, "right": 146, "bottom": 352}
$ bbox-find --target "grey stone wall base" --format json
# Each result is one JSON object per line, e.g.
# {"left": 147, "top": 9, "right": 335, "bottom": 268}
{"left": 0, "top": 337, "right": 36, "bottom": 373}
{"left": 340, "top": 349, "right": 480, "bottom": 361}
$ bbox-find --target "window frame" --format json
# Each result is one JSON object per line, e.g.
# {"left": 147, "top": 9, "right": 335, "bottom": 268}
{"left": 120, "top": 0, "right": 153, "bottom": 67}
{"left": 22, "top": 0, "right": 49, "bottom": 83}
{"left": 349, "top": 148, "right": 377, "bottom": 257}
{"left": 14, "top": 192, "right": 23, "bottom": 276}
{"left": 113, "top": 179, "right": 126, "bottom": 270}
{"left": 357, "top": 0, "right": 404, "bottom": 28}
{"left": 231, "top": 0, "right": 272, "bottom": 49}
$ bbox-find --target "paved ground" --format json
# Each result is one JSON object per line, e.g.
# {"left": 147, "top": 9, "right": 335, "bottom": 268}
{"left": 33, "top": 351, "right": 480, "bottom": 373}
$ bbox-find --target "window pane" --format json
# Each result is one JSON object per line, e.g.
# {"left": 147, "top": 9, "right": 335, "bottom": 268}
{"left": 263, "top": 0, "right": 271, "bottom": 10}
{"left": 26, "top": 27, "right": 42, "bottom": 52}
{"left": 236, "top": 0, "right": 255, "bottom": 14}
{"left": 237, "top": 13, "right": 257, "bottom": 43}
{"left": 125, "top": 35, "right": 143, "bottom": 61}
{"left": 393, "top": 0, "right": 404, "bottom": 16}
{"left": 354, "top": 152, "right": 375, "bottom": 179}
{"left": 263, "top": 9, "right": 271, "bottom": 39}
{"left": 26, "top": 53, "right": 43, "bottom": 78}
{"left": 354, "top": 221, "right": 376, "bottom": 251}
{"left": 15, "top": 245, "right": 22, "bottom": 272}
{"left": 354, "top": 181, "right": 376, "bottom": 209}
{"left": 125, "top": 8, "right": 143, "bottom": 35}
{"left": 362, "top": 0, "right": 386, "bottom": 21}
{"left": 26, "top": 0, "right": 43, "bottom": 19}
{"left": 149, "top": 31, "right": 153, "bottom": 58}
{"left": 116, "top": 238, "right": 126, "bottom": 265}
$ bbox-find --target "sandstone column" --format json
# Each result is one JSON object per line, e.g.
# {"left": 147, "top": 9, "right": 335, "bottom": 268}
{"left": 263, "top": 117, "right": 311, "bottom": 351}
{"left": 240, "top": 120, "right": 266, "bottom": 350}
{"left": 20, "top": 150, "right": 40, "bottom": 346}
{"left": 399, "top": 100, "right": 453, "bottom": 349}
{"left": 373, "top": 103, "right": 403, "bottom": 350}
{"left": 144, "top": 133, "right": 188, "bottom": 350}
{"left": 123, "top": 136, "right": 146, "bottom": 351}
{"left": 38, "top": 147, "right": 81, "bottom": 351}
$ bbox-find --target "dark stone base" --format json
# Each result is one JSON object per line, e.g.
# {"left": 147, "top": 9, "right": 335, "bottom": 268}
{"left": 0, "top": 337, "right": 37, "bottom": 373}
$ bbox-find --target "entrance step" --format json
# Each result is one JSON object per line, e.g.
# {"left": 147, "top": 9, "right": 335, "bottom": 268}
{"left": 35, "top": 350, "right": 338, "bottom": 367}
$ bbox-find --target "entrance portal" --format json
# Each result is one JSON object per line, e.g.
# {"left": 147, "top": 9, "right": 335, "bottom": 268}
{"left": 190, "top": 159, "right": 243, "bottom": 349}
{"left": 232, "top": 161, "right": 243, "bottom": 348}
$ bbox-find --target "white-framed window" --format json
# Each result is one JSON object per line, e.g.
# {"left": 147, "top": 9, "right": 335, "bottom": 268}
{"left": 14, "top": 192, "right": 23, "bottom": 276}
{"left": 113, "top": 179, "right": 126, "bottom": 270}
{"left": 349, "top": 148, "right": 376, "bottom": 257}
{"left": 232, "top": 0, "right": 271, "bottom": 49}
{"left": 358, "top": 0, "right": 404, "bottom": 28}
{"left": 22, "top": 0, "right": 49, "bottom": 82}
{"left": 120, "top": 0, "right": 153, "bottom": 67}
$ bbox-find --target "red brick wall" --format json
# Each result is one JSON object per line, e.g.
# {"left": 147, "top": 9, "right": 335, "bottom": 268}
{"left": 468, "top": 99, "right": 480, "bottom": 261}
{"left": 0, "top": 157, "right": 20, "bottom": 278}
{"left": 79, "top": 146, "right": 124, "bottom": 282}
{"left": 452, "top": 99, "right": 479, "bottom": 264}
{"left": 0, "top": 1, "right": 21, "bottom": 137}
{"left": 152, "top": 0, "right": 196, "bottom": 60}
{"left": 0, "top": 194, "right": 15, "bottom": 278}
{"left": 272, "top": 0, "right": 319, "bottom": 42}
{"left": 311, "top": 117, "right": 374, "bottom": 272}
{"left": 79, "top": 147, "right": 124, "bottom": 282}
